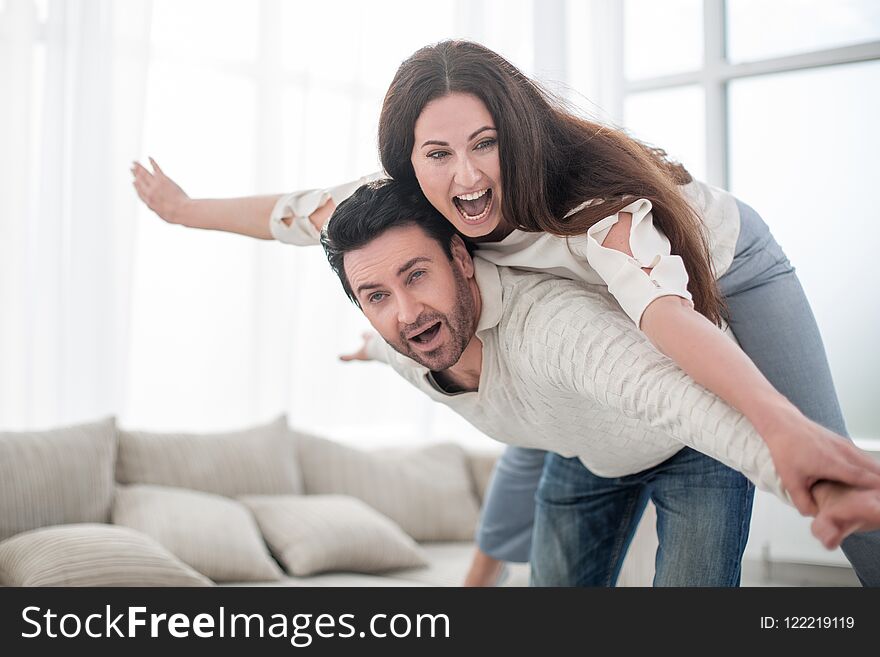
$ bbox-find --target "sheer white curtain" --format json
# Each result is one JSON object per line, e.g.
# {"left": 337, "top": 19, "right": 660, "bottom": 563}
{"left": 0, "top": 0, "right": 152, "bottom": 429}
{"left": 122, "top": 0, "right": 542, "bottom": 447}
{"left": 0, "top": 0, "right": 557, "bottom": 447}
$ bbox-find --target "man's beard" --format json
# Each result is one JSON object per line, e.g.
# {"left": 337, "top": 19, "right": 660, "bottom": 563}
{"left": 388, "top": 267, "right": 475, "bottom": 372}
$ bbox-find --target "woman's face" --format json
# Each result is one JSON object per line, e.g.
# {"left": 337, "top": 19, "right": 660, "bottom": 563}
{"left": 411, "top": 93, "right": 505, "bottom": 240}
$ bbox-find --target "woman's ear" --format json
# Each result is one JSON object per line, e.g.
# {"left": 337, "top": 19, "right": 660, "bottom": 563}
{"left": 450, "top": 234, "right": 475, "bottom": 278}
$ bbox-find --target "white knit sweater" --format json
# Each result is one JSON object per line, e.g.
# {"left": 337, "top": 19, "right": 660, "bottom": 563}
{"left": 269, "top": 177, "right": 784, "bottom": 500}
{"left": 368, "top": 258, "right": 789, "bottom": 503}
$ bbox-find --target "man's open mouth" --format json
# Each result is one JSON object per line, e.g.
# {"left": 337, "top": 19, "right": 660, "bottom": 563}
{"left": 408, "top": 321, "right": 443, "bottom": 349}
{"left": 453, "top": 188, "right": 493, "bottom": 223}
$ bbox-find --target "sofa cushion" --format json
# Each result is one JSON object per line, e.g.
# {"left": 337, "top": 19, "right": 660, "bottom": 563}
{"left": 240, "top": 495, "right": 428, "bottom": 577}
{"left": 391, "top": 541, "right": 530, "bottom": 587}
{"left": 116, "top": 415, "right": 302, "bottom": 497}
{"left": 465, "top": 448, "right": 502, "bottom": 504}
{"left": 295, "top": 433, "right": 481, "bottom": 541}
{"left": 0, "top": 524, "right": 213, "bottom": 586}
{"left": 0, "top": 417, "right": 117, "bottom": 542}
{"left": 112, "top": 485, "right": 283, "bottom": 583}
{"left": 223, "top": 573, "right": 425, "bottom": 587}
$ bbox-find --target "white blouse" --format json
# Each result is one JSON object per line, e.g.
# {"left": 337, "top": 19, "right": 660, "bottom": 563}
{"left": 269, "top": 173, "right": 741, "bottom": 326}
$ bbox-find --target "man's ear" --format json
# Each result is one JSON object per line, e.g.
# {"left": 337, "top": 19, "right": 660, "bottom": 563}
{"left": 450, "top": 235, "right": 475, "bottom": 278}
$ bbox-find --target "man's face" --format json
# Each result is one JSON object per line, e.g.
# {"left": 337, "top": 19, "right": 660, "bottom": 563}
{"left": 344, "top": 224, "right": 478, "bottom": 371}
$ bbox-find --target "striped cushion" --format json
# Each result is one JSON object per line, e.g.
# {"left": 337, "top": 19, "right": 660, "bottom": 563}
{"left": 295, "top": 433, "right": 481, "bottom": 541}
{"left": 113, "top": 485, "right": 283, "bottom": 583}
{"left": 0, "top": 524, "right": 213, "bottom": 586}
{"left": 0, "top": 417, "right": 117, "bottom": 542}
{"left": 240, "top": 495, "right": 427, "bottom": 576}
{"left": 116, "top": 416, "right": 302, "bottom": 498}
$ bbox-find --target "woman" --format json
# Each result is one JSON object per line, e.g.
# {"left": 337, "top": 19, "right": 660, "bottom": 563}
{"left": 132, "top": 40, "right": 880, "bottom": 586}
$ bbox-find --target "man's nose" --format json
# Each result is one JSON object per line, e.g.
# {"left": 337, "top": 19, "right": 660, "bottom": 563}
{"left": 454, "top": 154, "right": 481, "bottom": 189}
{"left": 396, "top": 292, "right": 424, "bottom": 326}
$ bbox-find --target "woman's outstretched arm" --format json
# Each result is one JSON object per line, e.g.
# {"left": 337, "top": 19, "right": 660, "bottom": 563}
{"left": 640, "top": 295, "right": 880, "bottom": 515}
{"left": 131, "top": 158, "right": 334, "bottom": 240}
{"left": 600, "top": 212, "right": 880, "bottom": 516}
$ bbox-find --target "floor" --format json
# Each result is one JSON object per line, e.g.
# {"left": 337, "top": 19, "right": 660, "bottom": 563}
{"left": 740, "top": 558, "right": 861, "bottom": 587}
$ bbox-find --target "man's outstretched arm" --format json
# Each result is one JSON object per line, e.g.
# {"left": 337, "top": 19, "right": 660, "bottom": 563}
{"left": 534, "top": 287, "right": 880, "bottom": 549}
{"left": 519, "top": 281, "right": 789, "bottom": 501}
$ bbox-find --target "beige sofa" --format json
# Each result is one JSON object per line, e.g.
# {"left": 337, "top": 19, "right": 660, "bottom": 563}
{"left": 0, "top": 415, "right": 531, "bottom": 587}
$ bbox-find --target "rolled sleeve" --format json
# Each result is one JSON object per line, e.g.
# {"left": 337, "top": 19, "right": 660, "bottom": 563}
{"left": 268, "top": 172, "right": 384, "bottom": 246}
{"left": 586, "top": 199, "right": 692, "bottom": 326}
{"left": 269, "top": 189, "right": 326, "bottom": 245}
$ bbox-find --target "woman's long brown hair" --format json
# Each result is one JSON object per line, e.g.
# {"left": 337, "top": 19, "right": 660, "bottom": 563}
{"left": 379, "top": 40, "right": 725, "bottom": 326}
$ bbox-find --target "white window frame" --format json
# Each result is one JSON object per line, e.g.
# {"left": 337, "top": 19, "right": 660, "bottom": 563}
{"left": 617, "top": 0, "right": 880, "bottom": 569}
{"left": 619, "top": 0, "right": 880, "bottom": 188}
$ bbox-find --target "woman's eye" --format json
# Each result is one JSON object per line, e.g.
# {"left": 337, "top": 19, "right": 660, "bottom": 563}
{"left": 476, "top": 138, "right": 496, "bottom": 150}
{"left": 427, "top": 151, "right": 449, "bottom": 160}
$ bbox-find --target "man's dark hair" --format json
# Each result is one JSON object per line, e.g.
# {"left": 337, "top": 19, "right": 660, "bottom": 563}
{"left": 321, "top": 178, "right": 473, "bottom": 307}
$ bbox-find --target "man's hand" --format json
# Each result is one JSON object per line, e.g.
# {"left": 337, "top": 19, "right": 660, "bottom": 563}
{"left": 339, "top": 332, "right": 376, "bottom": 362}
{"left": 810, "top": 481, "right": 880, "bottom": 550}
{"left": 131, "top": 157, "right": 190, "bottom": 224}
{"left": 763, "top": 410, "right": 880, "bottom": 516}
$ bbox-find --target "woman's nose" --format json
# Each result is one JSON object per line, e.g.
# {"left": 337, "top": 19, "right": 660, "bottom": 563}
{"left": 454, "top": 154, "right": 481, "bottom": 189}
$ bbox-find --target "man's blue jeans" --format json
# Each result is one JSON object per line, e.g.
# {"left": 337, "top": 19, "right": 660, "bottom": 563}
{"left": 530, "top": 448, "right": 754, "bottom": 586}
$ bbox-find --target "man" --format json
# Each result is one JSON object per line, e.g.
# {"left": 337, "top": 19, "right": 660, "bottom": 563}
{"left": 321, "top": 179, "right": 880, "bottom": 586}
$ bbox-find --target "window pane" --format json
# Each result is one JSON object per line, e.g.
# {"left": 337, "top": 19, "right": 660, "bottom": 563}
{"left": 623, "top": 85, "right": 706, "bottom": 182}
{"left": 727, "top": 0, "right": 880, "bottom": 63}
{"left": 625, "top": 0, "right": 702, "bottom": 79}
{"left": 728, "top": 61, "right": 880, "bottom": 445}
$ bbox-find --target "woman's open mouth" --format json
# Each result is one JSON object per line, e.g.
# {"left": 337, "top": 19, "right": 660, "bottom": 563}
{"left": 453, "top": 188, "right": 493, "bottom": 224}
{"left": 407, "top": 321, "right": 443, "bottom": 351}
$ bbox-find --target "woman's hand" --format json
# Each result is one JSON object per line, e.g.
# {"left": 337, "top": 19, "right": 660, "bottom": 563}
{"left": 762, "top": 409, "right": 880, "bottom": 516}
{"left": 130, "top": 158, "right": 278, "bottom": 238}
{"left": 339, "top": 332, "right": 376, "bottom": 362}
{"left": 131, "top": 158, "right": 190, "bottom": 224}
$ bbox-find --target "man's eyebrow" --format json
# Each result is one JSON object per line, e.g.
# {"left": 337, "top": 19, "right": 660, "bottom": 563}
{"left": 355, "top": 281, "right": 381, "bottom": 296}
{"left": 420, "top": 126, "right": 496, "bottom": 148}
{"left": 396, "top": 256, "right": 432, "bottom": 276}
{"left": 354, "top": 256, "right": 433, "bottom": 297}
